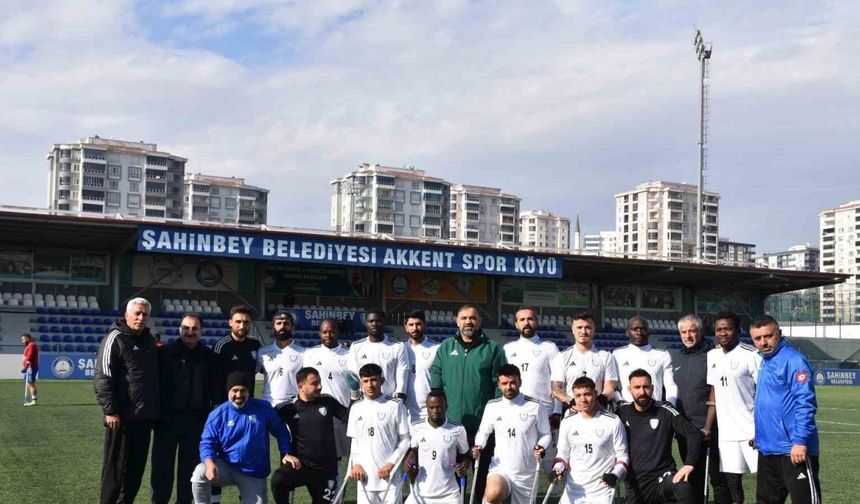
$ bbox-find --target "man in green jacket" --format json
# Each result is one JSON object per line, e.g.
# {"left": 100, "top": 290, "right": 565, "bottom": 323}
{"left": 430, "top": 303, "right": 506, "bottom": 501}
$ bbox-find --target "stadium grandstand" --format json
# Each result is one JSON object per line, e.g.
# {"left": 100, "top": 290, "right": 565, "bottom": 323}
{"left": 0, "top": 207, "right": 855, "bottom": 379}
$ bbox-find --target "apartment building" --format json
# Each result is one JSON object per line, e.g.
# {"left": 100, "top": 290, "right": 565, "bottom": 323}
{"left": 518, "top": 210, "right": 570, "bottom": 253}
{"left": 614, "top": 181, "right": 719, "bottom": 260}
{"left": 47, "top": 136, "right": 185, "bottom": 218}
{"left": 717, "top": 238, "right": 756, "bottom": 267}
{"left": 450, "top": 185, "right": 520, "bottom": 245}
{"left": 582, "top": 231, "right": 618, "bottom": 255}
{"left": 330, "top": 164, "right": 451, "bottom": 239}
{"left": 183, "top": 173, "right": 268, "bottom": 225}
{"left": 819, "top": 200, "right": 860, "bottom": 322}
{"left": 755, "top": 244, "right": 820, "bottom": 271}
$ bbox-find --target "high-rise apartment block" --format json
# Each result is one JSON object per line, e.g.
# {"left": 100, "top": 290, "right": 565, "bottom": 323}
{"left": 449, "top": 185, "right": 520, "bottom": 245}
{"left": 614, "top": 181, "right": 719, "bottom": 260}
{"left": 518, "top": 210, "right": 570, "bottom": 253}
{"left": 47, "top": 137, "right": 186, "bottom": 218}
{"left": 183, "top": 173, "right": 268, "bottom": 225}
{"left": 330, "top": 164, "right": 451, "bottom": 239}
{"left": 755, "top": 244, "right": 820, "bottom": 271}
{"left": 717, "top": 238, "right": 756, "bottom": 267}
{"left": 582, "top": 231, "right": 618, "bottom": 255}
{"left": 819, "top": 200, "right": 860, "bottom": 322}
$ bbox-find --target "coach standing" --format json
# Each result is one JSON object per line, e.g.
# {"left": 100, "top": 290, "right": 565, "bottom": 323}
{"left": 94, "top": 297, "right": 160, "bottom": 504}
{"left": 750, "top": 315, "right": 821, "bottom": 504}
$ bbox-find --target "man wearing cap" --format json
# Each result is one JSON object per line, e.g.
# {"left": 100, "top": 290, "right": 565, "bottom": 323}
{"left": 258, "top": 309, "right": 306, "bottom": 407}
{"left": 191, "top": 371, "right": 300, "bottom": 504}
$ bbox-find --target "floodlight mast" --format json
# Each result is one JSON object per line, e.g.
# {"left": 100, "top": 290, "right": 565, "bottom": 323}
{"left": 693, "top": 29, "right": 712, "bottom": 261}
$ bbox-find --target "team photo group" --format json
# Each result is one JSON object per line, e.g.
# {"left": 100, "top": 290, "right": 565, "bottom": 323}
{"left": 89, "top": 298, "right": 821, "bottom": 504}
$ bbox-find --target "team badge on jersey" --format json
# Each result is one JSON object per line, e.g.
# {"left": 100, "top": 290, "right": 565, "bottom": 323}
{"left": 520, "top": 413, "right": 530, "bottom": 421}
{"left": 422, "top": 351, "right": 431, "bottom": 359}
{"left": 796, "top": 371, "right": 809, "bottom": 383}
{"left": 338, "top": 359, "right": 347, "bottom": 366}
{"left": 731, "top": 361, "right": 740, "bottom": 369}
{"left": 290, "top": 355, "right": 299, "bottom": 362}
{"left": 648, "top": 359, "right": 657, "bottom": 367}
{"left": 533, "top": 349, "right": 541, "bottom": 356}
{"left": 594, "top": 429, "right": 605, "bottom": 437}
{"left": 319, "top": 406, "right": 327, "bottom": 416}
{"left": 649, "top": 419, "right": 659, "bottom": 430}
{"left": 592, "top": 358, "right": 600, "bottom": 366}
{"left": 443, "top": 434, "right": 453, "bottom": 443}
{"left": 377, "top": 411, "right": 387, "bottom": 420}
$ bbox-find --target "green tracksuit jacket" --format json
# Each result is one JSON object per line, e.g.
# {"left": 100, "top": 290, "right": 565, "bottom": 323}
{"left": 430, "top": 331, "right": 506, "bottom": 433}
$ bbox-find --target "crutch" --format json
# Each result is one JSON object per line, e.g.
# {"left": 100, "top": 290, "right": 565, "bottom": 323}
{"left": 468, "top": 458, "right": 480, "bottom": 504}
{"left": 703, "top": 444, "right": 711, "bottom": 503}
{"left": 527, "top": 458, "right": 542, "bottom": 504}
{"left": 23, "top": 371, "right": 31, "bottom": 405}
{"left": 540, "top": 480, "right": 558, "bottom": 504}
{"left": 608, "top": 486, "right": 616, "bottom": 504}
{"left": 459, "top": 474, "right": 466, "bottom": 504}
{"left": 331, "top": 455, "right": 353, "bottom": 504}
{"left": 381, "top": 450, "right": 410, "bottom": 504}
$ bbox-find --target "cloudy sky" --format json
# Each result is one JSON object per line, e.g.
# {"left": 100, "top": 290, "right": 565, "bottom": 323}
{"left": 1, "top": 0, "right": 857, "bottom": 253}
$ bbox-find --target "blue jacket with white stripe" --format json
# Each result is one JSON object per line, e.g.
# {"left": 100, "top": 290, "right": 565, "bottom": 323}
{"left": 200, "top": 398, "right": 293, "bottom": 478}
{"left": 753, "top": 338, "right": 820, "bottom": 456}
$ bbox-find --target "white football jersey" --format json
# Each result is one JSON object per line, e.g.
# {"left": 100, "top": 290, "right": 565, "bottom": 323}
{"left": 707, "top": 342, "right": 761, "bottom": 441}
{"left": 504, "top": 335, "right": 559, "bottom": 405}
{"left": 476, "top": 394, "right": 552, "bottom": 478}
{"left": 404, "top": 338, "right": 441, "bottom": 422}
{"left": 556, "top": 410, "right": 629, "bottom": 502}
{"left": 613, "top": 344, "right": 677, "bottom": 404}
{"left": 349, "top": 336, "right": 410, "bottom": 397}
{"left": 410, "top": 419, "right": 469, "bottom": 499}
{"left": 347, "top": 396, "right": 411, "bottom": 491}
{"left": 257, "top": 340, "right": 306, "bottom": 407}
{"left": 550, "top": 345, "right": 618, "bottom": 397}
{"left": 303, "top": 343, "right": 351, "bottom": 407}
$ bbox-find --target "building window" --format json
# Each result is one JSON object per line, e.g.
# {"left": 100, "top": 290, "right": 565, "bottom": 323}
{"left": 128, "top": 167, "right": 142, "bottom": 181}
{"left": 211, "top": 197, "right": 221, "bottom": 209}
{"left": 106, "top": 192, "right": 121, "bottom": 207}
{"left": 108, "top": 164, "right": 122, "bottom": 179}
{"left": 211, "top": 187, "right": 220, "bottom": 195}
{"left": 395, "top": 190, "right": 405, "bottom": 202}
{"left": 129, "top": 182, "right": 139, "bottom": 192}
{"left": 225, "top": 198, "right": 236, "bottom": 210}
{"left": 410, "top": 215, "right": 420, "bottom": 227}
{"left": 410, "top": 192, "right": 421, "bottom": 204}
{"left": 412, "top": 181, "right": 420, "bottom": 189}
{"left": 108, "top": 180, "right": 119, "bottom": 190}
{"left": 128, "top": 194, "right": 141, "bottom": 208}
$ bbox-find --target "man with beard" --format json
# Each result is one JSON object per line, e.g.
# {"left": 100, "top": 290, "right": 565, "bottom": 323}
{"left": 258, "top": 309, "right": 306, "bottom": 407}
{"left": 551, "top": 377, "right": 629, "bottom": 504}
{"left": 430, "top": 303, "right": 506, "bottom": 501}
{"left": 303, "top": 318, "right": 354, "bottom": 458}
{"left": 707, "top": 312, "right": 761, "bottom": 503}
{"left": 94, "top": 297, "right": 160, "bottom": 504}
{"left": 214, "top": 305, "right": 262, "bottom": 398}
{"left": 472, "top": 364, "right": 551, "bottom": 504}
{"left": 617, "top": 369, "right": 700, "bottom": 504}
{"left": 348, "top": 309, "right": 409, "bottom": 399}
{"left": 403, "top": 390, "right": 470, "bottom": 504}
{"left": 551, "top": 312, "right": 617, "bottom": 411}
{"left": 191, "top": 371, "right": 299, "bottom": 504}
{"left": 271, "top": 367, "right": 351, "bottom": 504}
{"left": 673, "top": 314, "right": 730, "bottom": 504}
{"left": 151, "top": 312, "right": 219, "bottom": 504}
{"left": 613, "top": 316, "right": 677, "bottom": 404}
{"left": 402, "top": 310, "right": 441, "bottom": 422}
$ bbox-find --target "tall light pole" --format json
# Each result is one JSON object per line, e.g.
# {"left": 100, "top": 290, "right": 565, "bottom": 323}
{"left": 693, "top": 29, "right": 712, "bottom": 261}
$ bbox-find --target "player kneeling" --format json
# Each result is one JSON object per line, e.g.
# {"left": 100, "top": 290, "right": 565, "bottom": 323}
{"left": 551, "top": 377, "right": 629, "bottom": 504}
{"left": 473, "top": 364, "right": 552, "bottom": 504}
{"left": 347, "top": 363, "right": 411, "bottom": 504}
{"left": 403, "top": 390, "right": 470, "bottom": 504}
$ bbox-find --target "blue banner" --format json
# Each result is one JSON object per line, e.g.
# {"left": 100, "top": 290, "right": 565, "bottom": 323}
{"left": 289, "top": 307, "right": 366, "bottom": 330}
{"left": 38, "top": 352, "right": 98, "bottom": 379}
{"left": 137, "top": 225, "right": 562, "bottom": 278}
{"left": 814, "top": 369, "right": 860, "bottom": 386}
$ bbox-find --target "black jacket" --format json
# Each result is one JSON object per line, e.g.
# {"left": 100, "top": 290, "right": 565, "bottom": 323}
{"left": 158, "top": 338, "right": 218, "bottom": 420}
{"left": 94, "top": 320, "right": 160, "bottom": 421}
{"left": 674, "top": 340, "right": 714, "bottom": 429}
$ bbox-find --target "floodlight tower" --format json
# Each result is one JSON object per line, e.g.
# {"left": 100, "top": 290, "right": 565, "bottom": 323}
{"left": 693, "top": 29, "right": 712, "bottom": 261}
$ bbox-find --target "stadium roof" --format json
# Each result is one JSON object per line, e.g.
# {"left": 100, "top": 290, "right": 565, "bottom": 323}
{"left": 0, "top": 208, "right": 845, "bottom": 295}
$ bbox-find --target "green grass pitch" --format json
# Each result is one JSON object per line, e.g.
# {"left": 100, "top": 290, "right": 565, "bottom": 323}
{"left": 1, "top": 381, "right": 857, "bottom": 503}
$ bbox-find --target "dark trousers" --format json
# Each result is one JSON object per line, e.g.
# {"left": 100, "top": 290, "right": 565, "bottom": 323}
{"left": 100, "top": 420, "right": 153, "bottom": 504}
{"left": 756, "top": 454, "right": 821, "bottom": 504}
{"left": 150, "top": 415, "right": 205, "bottom": 504}
{"left": 271, "top": 464, "right": 339, "bottom": 504}
{"left": 466, "top": 431, "right": 495, "bottom": 503}
{"left": 628, "top": 470, "right": 694, "bottom": 504}
{"left": 677, "top": 433, "right": 731, "bottom": 504}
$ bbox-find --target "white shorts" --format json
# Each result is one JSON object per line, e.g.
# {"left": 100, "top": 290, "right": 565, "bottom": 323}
{"left": 488, "top": 470, "right": 534, "bottom": 504}
{"left": 405, "top": 488, "right": 461, "bottom": 504}
{"left": 357, "top": 481, "right": 404, "bottom": 504}
{"left": 718, "top": 440, "right": 758, "bottom": 474}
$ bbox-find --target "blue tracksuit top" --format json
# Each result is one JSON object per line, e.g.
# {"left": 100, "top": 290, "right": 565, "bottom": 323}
{"left": 753, "top": 338, "right": 819, "bottom": 456}
{"left": 200, "top": 398, "right": 292, "bottom": 478}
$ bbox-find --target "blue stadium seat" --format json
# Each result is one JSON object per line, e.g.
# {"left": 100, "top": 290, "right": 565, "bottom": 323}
{"left": 59, "top": 316, "right": 70, "bottom": 324}
{"left": 87, "top": 345, "right": 98, "bottom": 353}
{"left": 36, "top": 307, "right": 47, "bottom": 314}
{"left": 84, "top": 327, "right": 94, "bottom": 334}
{"left": 51, "top": 335, "right": 62, "bottom": 343}
{"left": 46, "top": 308, "right": 57, "bottom": 314}
{"left": 74, "top": 335, "right": 84, "bottom": 343}
{"left": 48, "top": 316, "right": 58, "bottom": 324}
{"left": 37, "top": 316, "right": 47, "bottom": 324}
{"left": 75, "top": 344, "right": 85, "bottom": 352}
{"left": 39, "top": 335, "right": 50, "bottom": 343}
{"left": 85, "top": 336, "right": 96, "bottom": 344}
{"left": 72, "top": 326, "right": 82, "bottom": 334}
{"left": 62, "top": 335, "right": 73, "bottom": 343}
{"left": 97, "top": 335, "right": 104, "bottom": 343}
{"left": 49, "top": 325, "right": 60, "bottom": 333}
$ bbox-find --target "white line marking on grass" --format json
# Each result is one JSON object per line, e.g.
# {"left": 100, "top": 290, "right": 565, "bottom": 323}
{"left": 819, "top": 431, "right": 860, "bottom": 434}
{"left": 818, "top": 420, "right": 860, "bottom": 427}
{"left": 819, "top": 407, "right": 859, "bottom": 411}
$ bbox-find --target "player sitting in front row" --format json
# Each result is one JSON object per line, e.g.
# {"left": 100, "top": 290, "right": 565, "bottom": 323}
{"left": 473, "top": 364, "right": 552, "bottom": 504}
{"left": 552, "top": 377, "right": 629, "bottom": 504}
{"left": 403, "top": 389, "right": 470, "bottom": 504}
{"left": 347, "top": 363, "right": 411, "bottom": 504}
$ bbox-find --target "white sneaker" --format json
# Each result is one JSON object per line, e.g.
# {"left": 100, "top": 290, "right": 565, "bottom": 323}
{"left": 24, "top": 400, "right": 36, "bottom": 406}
